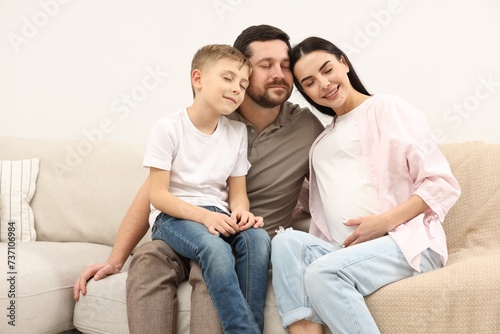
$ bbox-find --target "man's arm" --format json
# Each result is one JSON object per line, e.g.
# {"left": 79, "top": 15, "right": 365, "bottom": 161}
{"left": 73, "top": 177, "right": 151, "bottom": 301}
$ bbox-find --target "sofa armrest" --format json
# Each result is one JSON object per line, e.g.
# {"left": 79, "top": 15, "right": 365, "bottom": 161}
{"left": 365, "top": 248, "right": 500, "bottom": 333}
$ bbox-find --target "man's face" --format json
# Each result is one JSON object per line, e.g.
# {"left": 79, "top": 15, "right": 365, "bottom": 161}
{"left": 245, "top": 40, "right": 293, "bottom": 108}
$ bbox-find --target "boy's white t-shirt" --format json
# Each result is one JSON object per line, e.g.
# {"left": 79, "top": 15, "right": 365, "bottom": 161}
{"left": 143, "top": 109, "right": 250, "bottom": 225}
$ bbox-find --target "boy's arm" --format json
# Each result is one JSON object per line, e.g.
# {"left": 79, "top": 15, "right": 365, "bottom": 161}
{"left": 74, "top": 176, "right": 151, "bottom": 300}
{"left": 228, "top": 176, "right": 263, "bottom": 230}
{"left": 149, "top": 167, "right": 211, "bottom": 222}
{"left": 227, "top": 175, "right": 250, "bottom": 211}
{"left": 149, "top": 167, "right": 239, "bottom": 236}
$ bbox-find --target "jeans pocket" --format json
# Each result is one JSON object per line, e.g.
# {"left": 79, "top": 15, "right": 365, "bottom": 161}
{"left": 152, "top": 212, "right": 169, "bottom": 240}
{"left": 151, "top": 222, "right": 161, "bottom": 239}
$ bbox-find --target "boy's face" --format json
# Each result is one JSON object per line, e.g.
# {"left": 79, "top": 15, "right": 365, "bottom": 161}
{"left": 196, "top": 58, "right": 250, "bottom": 115}
{"left": 244, "top": 40, "right": 293, "bottom": 108}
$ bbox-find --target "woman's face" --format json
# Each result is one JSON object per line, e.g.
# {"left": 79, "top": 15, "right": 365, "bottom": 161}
{"left": 293, "top": 51, "right": 351, "bottom": 113}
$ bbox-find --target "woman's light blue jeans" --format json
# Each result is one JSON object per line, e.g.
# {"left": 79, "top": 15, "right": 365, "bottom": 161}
{"left": 271, "top": 229, "right": 442, "bottom": 334}
{"left": 152, "top": 206, "right": 271, "bottom": 334}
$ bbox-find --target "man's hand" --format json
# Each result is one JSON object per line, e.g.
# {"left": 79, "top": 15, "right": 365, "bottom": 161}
{"left": 73, "top": 262, "right": 120, "bottom": 301}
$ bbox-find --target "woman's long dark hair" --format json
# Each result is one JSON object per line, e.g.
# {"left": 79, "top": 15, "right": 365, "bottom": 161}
{"left": 290, "top": 36, "right": 371, "bottom": 117}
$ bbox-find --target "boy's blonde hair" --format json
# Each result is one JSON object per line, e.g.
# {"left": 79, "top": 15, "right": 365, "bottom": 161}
{"left": 190, "top": 44, "right": 251, "bottom": 97}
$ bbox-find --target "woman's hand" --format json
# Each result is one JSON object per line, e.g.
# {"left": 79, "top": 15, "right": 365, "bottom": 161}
{"left": 342, "top": 215, "right": 390, "bottom": 247}
{"left": 342, "top": 195, "right": 430, "bottom": 247}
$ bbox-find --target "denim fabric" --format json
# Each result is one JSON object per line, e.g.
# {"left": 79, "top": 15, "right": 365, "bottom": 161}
{"left": 271, "top": 229, "right": 442, "bottom": 334}
{"left": 152, "top": 206, "right": 271, "bottom": 334}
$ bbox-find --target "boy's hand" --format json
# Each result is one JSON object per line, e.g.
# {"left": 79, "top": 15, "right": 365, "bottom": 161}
{"left": 231, "top": 207, "right": 264, "bottom": 231}
{"left": 202, "top": 210, "right": 240, "bottom": 237}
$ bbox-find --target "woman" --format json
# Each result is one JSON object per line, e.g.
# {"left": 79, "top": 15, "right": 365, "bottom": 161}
{"left": 271, "top": 36, "right": 461, "bottom": 334}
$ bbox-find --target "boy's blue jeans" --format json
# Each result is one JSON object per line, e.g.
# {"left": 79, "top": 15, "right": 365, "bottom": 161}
{"left": 152, "top": 206, "right": 271, "bottom": 334}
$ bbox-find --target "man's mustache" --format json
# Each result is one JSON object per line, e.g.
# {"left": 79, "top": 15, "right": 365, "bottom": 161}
{"left": 266, "top": 79, "right": 290, "bottom": 90}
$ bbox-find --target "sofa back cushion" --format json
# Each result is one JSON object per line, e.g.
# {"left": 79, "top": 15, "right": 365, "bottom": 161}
{"left": 2, "top": 137, "right": 498, "bottom": 252}
{"left": 439, "top": 141, "right": 500, "bottom": 253}
{"left": 0, "top": 136, "right": 149, "bottom": 246}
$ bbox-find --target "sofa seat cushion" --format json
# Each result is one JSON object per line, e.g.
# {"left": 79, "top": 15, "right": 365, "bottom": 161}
{"left": 74, "top": 269, "right": 336, "bottom": 334}
{"left": 74, "top": 271, "right": 287, "bottom": 334}
{"left": 0, "top": 241, "right": 112, "bottom": 334}
{"left": 74, "top": 273, "right": 196, "bottom": 334}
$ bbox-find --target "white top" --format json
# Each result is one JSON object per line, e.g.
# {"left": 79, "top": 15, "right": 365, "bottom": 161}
{"left": 311, "top": 106, "right": 379, "bottom": 247}
{"left": 143, "top": 109, "right": 250, "bottom": 225}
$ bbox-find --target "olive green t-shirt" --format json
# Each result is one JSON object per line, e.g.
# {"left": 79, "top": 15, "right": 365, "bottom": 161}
{"left": 228, "top": 102, "right": 324, "bottom": 237}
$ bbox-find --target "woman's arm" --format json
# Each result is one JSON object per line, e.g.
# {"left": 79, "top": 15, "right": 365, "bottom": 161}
{"left": 342, "top": 194, "right": 429, "bottom": 247}
{"left": 341, "top": 96, "right": 460, "bottom": 247}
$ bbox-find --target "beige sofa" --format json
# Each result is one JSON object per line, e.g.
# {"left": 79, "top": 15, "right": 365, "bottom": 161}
{"left": 1, "top": 136, "right": 499, "bottom": 334}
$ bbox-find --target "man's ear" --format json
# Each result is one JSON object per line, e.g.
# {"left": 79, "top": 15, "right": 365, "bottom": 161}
{"left": 192, "top": 69, "right": 202, "bottom": 89}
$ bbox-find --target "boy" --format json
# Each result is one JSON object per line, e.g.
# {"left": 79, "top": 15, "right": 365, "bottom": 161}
{"left": 144, "top": 44, "right": 270, "bottom": 334}
{"left": 73, "top": 26, "right": 325, "bottom": 334}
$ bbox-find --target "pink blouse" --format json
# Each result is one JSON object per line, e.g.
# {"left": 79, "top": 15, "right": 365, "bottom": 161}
{"left": 308, "top": 94, "right": 461, "bottom": 271}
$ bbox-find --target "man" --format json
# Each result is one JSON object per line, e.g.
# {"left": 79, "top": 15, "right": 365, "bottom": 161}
{"left": 73, "top": 24, "right": 324, "bottom": 334}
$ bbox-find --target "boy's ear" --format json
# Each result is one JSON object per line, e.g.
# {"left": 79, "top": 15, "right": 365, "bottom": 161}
{"left": 192, "top": 69, "right": 202, "bottom": 88}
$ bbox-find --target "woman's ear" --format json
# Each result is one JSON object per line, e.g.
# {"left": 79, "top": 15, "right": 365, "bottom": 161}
{"left": 340, "top": 55, "right": 350, "bottom": 73}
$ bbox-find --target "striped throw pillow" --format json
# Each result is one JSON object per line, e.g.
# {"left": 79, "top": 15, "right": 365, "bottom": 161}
{"left": 0, "top": 158, "right": 39, "bottom": 242}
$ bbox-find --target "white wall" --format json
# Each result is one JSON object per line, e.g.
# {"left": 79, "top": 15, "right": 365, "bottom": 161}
{"left": 1, "top": 0, "right": 499, "bottom": 147}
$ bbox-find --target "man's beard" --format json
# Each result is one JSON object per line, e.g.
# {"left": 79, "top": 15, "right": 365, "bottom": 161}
{"left": 246, "top": 79, "right": 292, "bottom": 108}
